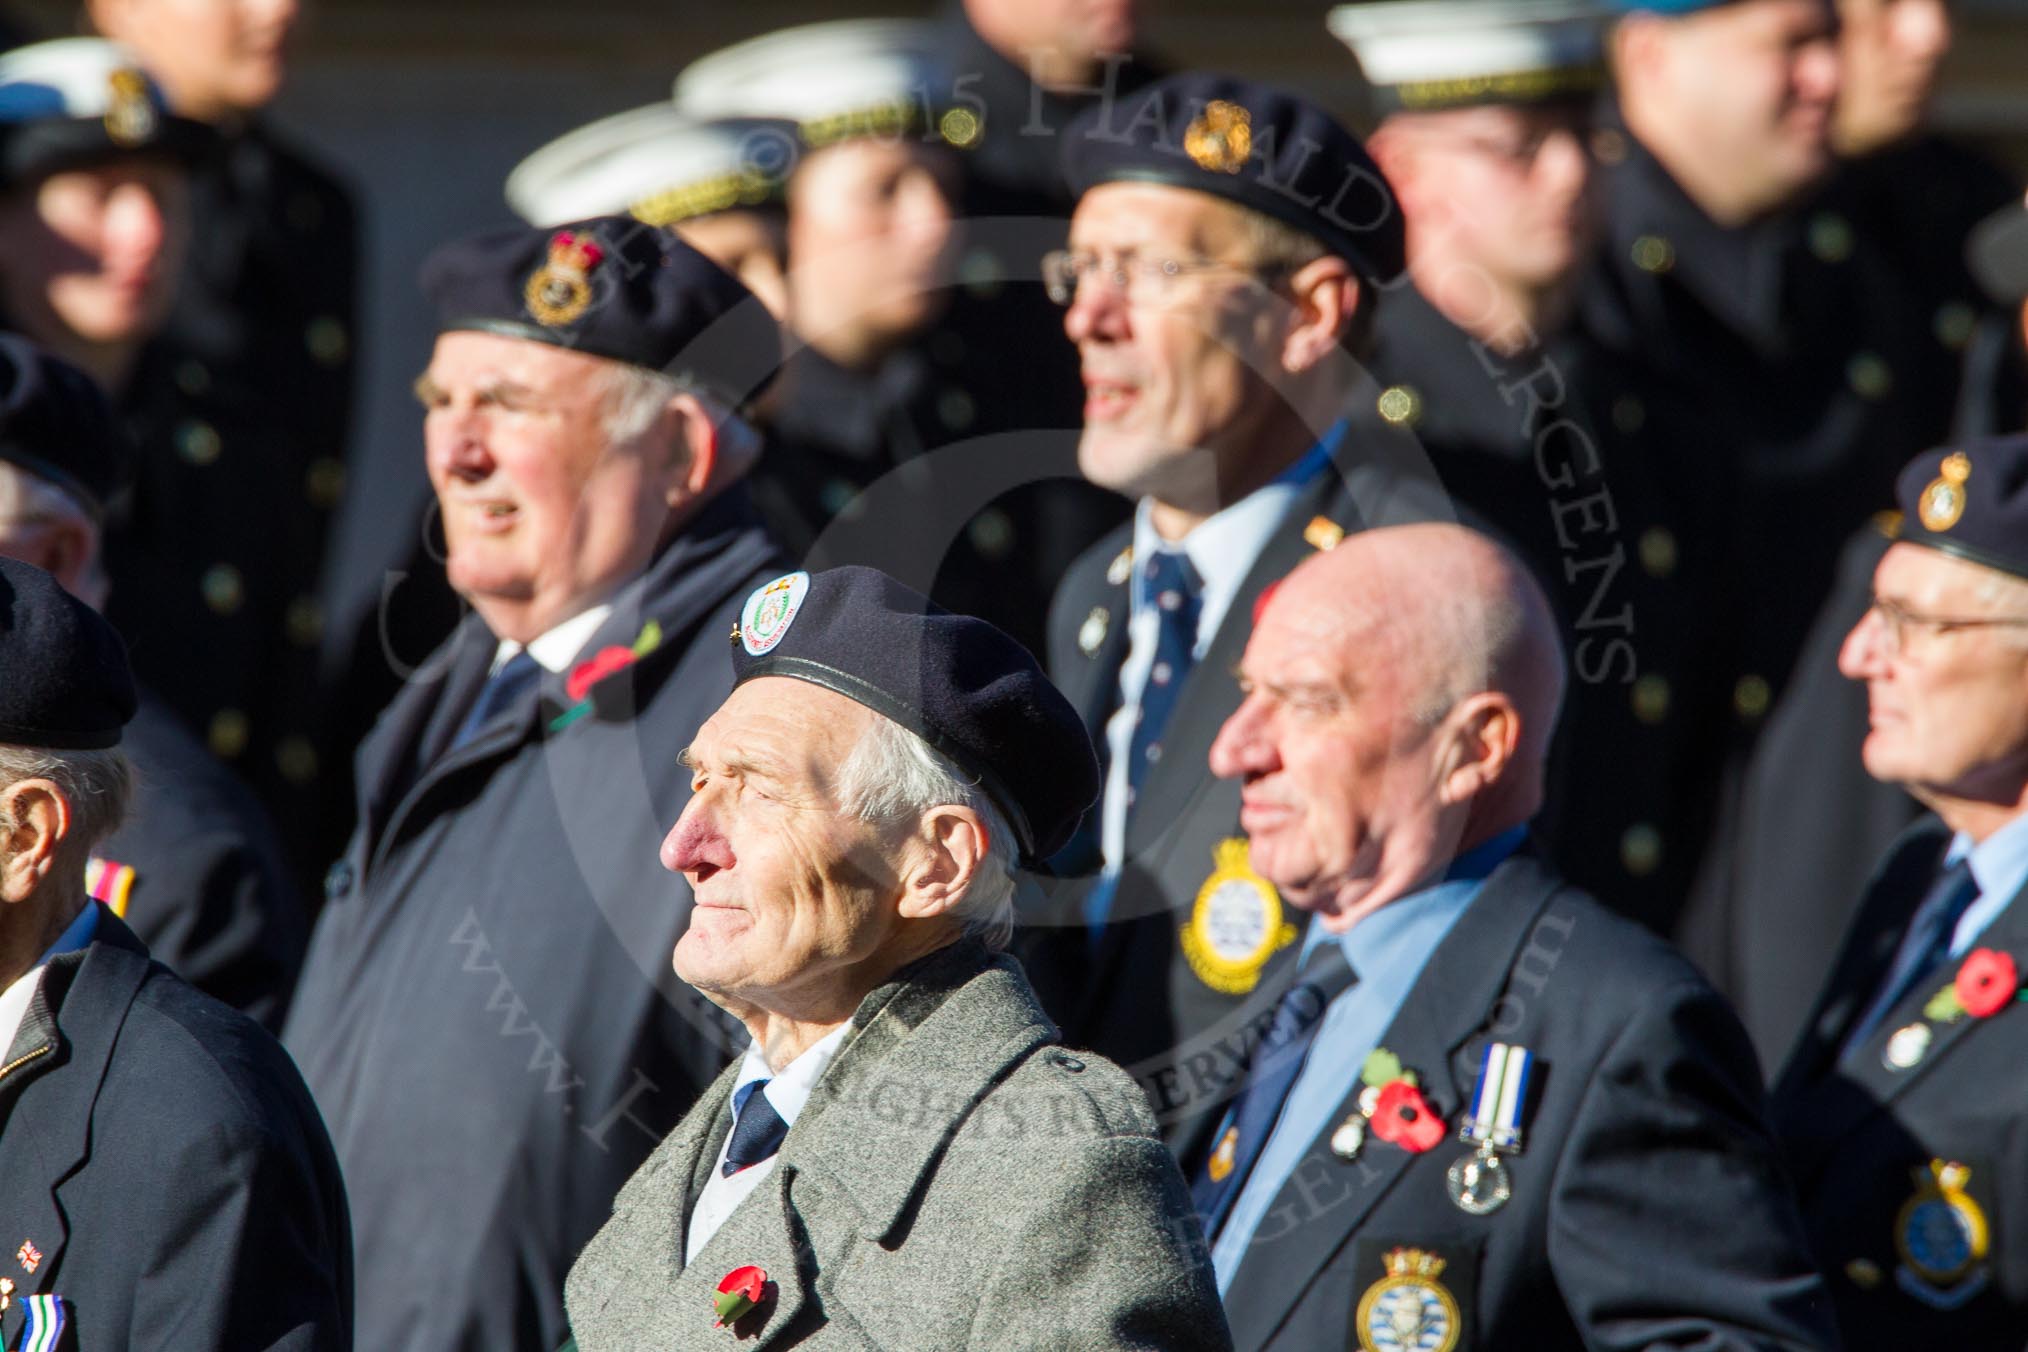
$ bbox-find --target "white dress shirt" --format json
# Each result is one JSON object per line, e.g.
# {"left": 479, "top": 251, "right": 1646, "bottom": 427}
{"left": 685, "top": 1023, "right": 852, "bottom": 1263}
{"left": 488, "top": 603, "right": 614, "bottom": 676}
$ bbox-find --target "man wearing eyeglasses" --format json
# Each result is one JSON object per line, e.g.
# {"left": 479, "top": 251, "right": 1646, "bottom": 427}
{"left": 1771, "top": 436, "right": 2028, "bottom": 1350}
{"left": 1020, "top": 73, "right": 1435, "bottom": 1162}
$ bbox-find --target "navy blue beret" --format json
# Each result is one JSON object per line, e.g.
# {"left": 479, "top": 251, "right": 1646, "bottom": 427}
{"left": 420, "top": 215, "right": 782, "bottom": 407}
{"left": 0, "top": 334, "right": 132, "bottom": 520}
{"left": 1892, "top": 437, "right": 2028, "bottom": 581}
{"left": 0, "top": 555, "right": 135, "bottom": 749}
{"left": 729, "top": 566, "right": 1099, "bottom": 863}
{"left": 1063, "top": 73, "right": 1405, "bottom": 284}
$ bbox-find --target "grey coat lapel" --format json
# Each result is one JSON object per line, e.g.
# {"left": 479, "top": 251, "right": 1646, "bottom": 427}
{"left": 1222, "top": 858, "right": 1560, "bottom": 1352}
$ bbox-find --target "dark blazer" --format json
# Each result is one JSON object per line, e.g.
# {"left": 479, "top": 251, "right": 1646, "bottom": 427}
{"left": 1219, "top": 850, "right": 1839, "bottom": 1352}
{"left": 1024, "top": 447, "right": 1448, "bottom": 1162}
{"left": 0, "top": 909, "right": 350, "bottom": 1351}
{"left": 565, "top": 942, "right": 1231, "bottom": 1351}
{"left": 284, "top": 487, "right": 781, "bottom": 1352}
{"left": 1772, "top": 818, "right": 2028, "bottom": 1351}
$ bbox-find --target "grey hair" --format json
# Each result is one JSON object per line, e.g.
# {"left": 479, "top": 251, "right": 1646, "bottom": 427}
{"left": 595, "top": 365, "right": 763, "bottom": 478}
{"left": 0, "top": 744, "right": 134, "bottom": 884}
{"left": 0, "top": 462, "right": 108, "bottom": 608}
{"left": 1236, "top": 205, "right": 1376, "bottom": 357}
{"left": 1969, "top": 568, "right": 2028, "bottom": 651}
{"left": 834, "top": 716, "right": 1018, "bottom": 951}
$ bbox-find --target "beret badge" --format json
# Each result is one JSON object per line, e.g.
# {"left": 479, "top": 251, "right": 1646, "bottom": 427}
{"left": 1918, "top": 451, "right": 1971, "bottom": 533}
{"left": 523, "top": 230, "right": 605, "bottom": 327}
{"left": 103, "top": 68, "right": 156, "bottom": 148}
{"left": 1184, "top": 100, "right": 1253, "bottom": 175}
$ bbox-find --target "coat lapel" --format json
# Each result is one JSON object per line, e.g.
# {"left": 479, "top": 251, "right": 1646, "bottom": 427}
{"left": 1792, "top": 872, "right": 2028, "bottom": 1169}
{"left": 1222, "top": 858, "right": 1561, "bottom": 1352}
{"left": 0, "top": 923, "right": 151, "bottom": 1348}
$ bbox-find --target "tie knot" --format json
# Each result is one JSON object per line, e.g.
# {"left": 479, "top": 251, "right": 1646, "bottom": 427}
{"left": 723, "top": 1079, "right": 790, "bottom": 1176}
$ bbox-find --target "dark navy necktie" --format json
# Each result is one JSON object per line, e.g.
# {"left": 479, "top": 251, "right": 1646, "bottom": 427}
{"left": 450, "top": 650, "right": 541, "bottom": 751}
{"left": 1191, "top": 942, "right": 1358, "bottom": 1236}
{"left": 1126, "top": 549, "right": 1204, "bottom": 808}
{"left": 722, "top": 1079, "right": 790, "bottom": 1176}
{"left": 1844, "top": 858, "right": 1980, "bottom": 1058}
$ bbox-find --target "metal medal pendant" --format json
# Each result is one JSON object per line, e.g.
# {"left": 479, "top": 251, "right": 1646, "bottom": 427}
{"left": 1330, "top": 1113, "right": 1367, "bottom": 1162}
{"left": 1446, "top": 1148, "right": 1511, "bottom": 1215}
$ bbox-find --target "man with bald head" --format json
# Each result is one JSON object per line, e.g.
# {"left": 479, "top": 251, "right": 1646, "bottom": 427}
{"left": 1197, "top": 524, "right": 1838, "bottom": 1350}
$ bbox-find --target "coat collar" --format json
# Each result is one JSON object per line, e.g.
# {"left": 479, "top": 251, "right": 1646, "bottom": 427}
{"left": 1775, "top": 818, "right": 2028, "bottom": 1176}
{"left": 1220, "top": 851, "right": 1564, "bottom": 1352}
{"left": 658, "top": 942, "right": 1054, "bottom": 1346}
{"left": 0, "top": 914, "right": 151, "bottom": 1341}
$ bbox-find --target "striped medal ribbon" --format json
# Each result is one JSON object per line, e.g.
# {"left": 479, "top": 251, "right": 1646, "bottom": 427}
{"left": 1447, "top": 1042, "right": 1534, "bottom": 1215}
{"left": 20, "top": 1293, "right": 67, "bottom": 1352}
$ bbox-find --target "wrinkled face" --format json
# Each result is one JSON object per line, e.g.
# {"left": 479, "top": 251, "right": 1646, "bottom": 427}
{"left": 91, "top": 0, "right": 298, "bottom": 117}
{"left": 1208, "top": 584, "right": 1443, "bottom": 916}
{"left": 1064, "top": 182, "right": 1288, "bottom": 506}
{"left": 418, "top": 331, "right": 679, "bottom": 640}
{"left": 1835, "top": 0, "right": 1952, "bottom": 151}
{"left": 676, "top": 209, "right": 789, "bottom": 320}
{"left": 1839, "top": 542, "right": 2028, "bottom": 803}
{"left": 667, "top": 681, "right": 915, "bottom": 1006}
{"left": 0, "top": 160, "right": 189, "bottom": 347}
{"left": 1658, "top": 0, "right": 1841, "bottom": 210}
{"left": 786, "top": 139, "right": 955, "bottom": 350}
{"left": 1387, "top": 104, "right": 1596, "bottom": 307}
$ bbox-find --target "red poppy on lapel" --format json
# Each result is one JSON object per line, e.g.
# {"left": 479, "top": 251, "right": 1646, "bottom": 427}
{"left": 1370, "top": 1080, "right": 1445, "bottom": 1153}
{"left": 713, "top": 1265, "right": 771, "bottom": 1328}
{"left": 1955, "top": 948, "right": 2020, "bottom": 1020}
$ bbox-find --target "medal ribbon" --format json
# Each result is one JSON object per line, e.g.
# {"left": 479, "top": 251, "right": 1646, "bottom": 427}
{"left": 1463, "top": 1042, "right": 1532, "bottom": 1151}
{"left": 20, "top": 1293, "right": 66, "bottom": 1352}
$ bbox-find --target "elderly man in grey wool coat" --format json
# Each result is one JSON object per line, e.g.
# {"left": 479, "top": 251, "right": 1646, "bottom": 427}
{"left": 563, "top": 565, "right": 1232, "bottom": 1351}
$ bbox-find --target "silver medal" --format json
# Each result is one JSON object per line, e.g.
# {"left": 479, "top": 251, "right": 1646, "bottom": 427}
{"left": 1883, "top": 1021, "right": 1932, "bottom": 1071}
{"left": 1446, "top": 1147, "right": 1512, "bottom": 1215}
{"left": 1330, "top": 1114, "right": 1366, "bottom": 1162}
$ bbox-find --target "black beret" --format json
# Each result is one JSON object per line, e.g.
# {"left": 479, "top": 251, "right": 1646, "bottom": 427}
{"left": 420, "top": 215, "right": 782, "bottom": 408}
{"left": 0, "top": 555, "right": 135, "bottom": 749}
{"left": 729, "top": 566, "right": 1099, "bottom": 863}
{"left": 0, "top": 333, "right": 132, "bottom": 520}
{"left": 1063, "top": 73, "right": 1405, "bottom": 284}
{"left": 0, "top": 40, "right": 212, "bottom": 191}
{"left": 1891, "top": 437, "right": 2028, "bottom": 581}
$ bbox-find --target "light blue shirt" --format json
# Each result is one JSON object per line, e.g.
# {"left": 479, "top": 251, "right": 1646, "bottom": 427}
{"left": 1947, "top": 810, "right": 2028, "bottom": 956}
{"left": 1210, "top": 827, "right": 1526, "bottom": 1293}
{"left": 1097, "top": 425, "right": 1344, "bottom": 879}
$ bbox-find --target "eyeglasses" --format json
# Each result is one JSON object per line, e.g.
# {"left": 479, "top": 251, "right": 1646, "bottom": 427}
{"left": 1039, "top": 250, "right": 1280, "bottom": 308}
{"left": 1866, "top": 596, "right": 2028, "bottom": 656}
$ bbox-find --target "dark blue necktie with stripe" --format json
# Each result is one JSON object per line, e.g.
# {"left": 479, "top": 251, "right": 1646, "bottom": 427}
{"left": 451, "top": 650, "right": 541, "bottom": 751}
{"left": 722, "top": 1079, "right": 790, "bottom": 1176}
{"left": 1126, "top": 548, "right": 1203, "bottom": 806}
{"left": 1843, "top": 858, "right": 1980, "bottom": 1058}
{"left": 1191, "top": 942, "right": 1358, "bottom": 1236}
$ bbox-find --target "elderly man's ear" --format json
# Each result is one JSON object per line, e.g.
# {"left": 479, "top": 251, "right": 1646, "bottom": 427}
{"left": 1280, "top": 260, "right": 1358, "bottom": 375}
{"left": 895, "top": 806, "right": 991, "bottom": 922}
{"left": 1433, "top": 693, "right": 1523, "bottom": 808}
{"left": 0, "top": 779, "right": 68, "bottom": 904}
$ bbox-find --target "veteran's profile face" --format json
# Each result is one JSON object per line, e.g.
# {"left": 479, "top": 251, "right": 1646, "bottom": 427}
{"left": 666, "top": 680, "right": 912, "bottom": 1009}
{"left": 1208, "top": 571, "right": 1441, "bottom": 924}
{"left": 1064, "top": 182, "right": 1286, "bottom": 508}
{"left": 419, "top": 332, "right": 684, "bottom": 641}
{"left": 1839, "top": 542, "right": 2028, "bottom": 802}
{"left": 0, "top": 161, "right": 189, "bottom": 347}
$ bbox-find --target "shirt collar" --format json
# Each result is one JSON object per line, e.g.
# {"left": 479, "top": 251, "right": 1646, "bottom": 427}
{"left": 732, "top": 1023, "right": 853, "bottom": 1131}
{"left": 1129, "top": 422, "right": 1343, "bottom": 617}
{"left": 1946, "top": 812, "right": 2028, "bottom": 938}
{"left": 37, "top": 899, "right": 100, "bottom": 966}
{"left": 491, "top": 602, "right": 614, "bottom": 676}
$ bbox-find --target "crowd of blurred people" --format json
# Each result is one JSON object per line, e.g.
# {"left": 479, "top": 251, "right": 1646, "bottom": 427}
{"left": 0, "top": 0, "right": 2024, "bottom": 1347}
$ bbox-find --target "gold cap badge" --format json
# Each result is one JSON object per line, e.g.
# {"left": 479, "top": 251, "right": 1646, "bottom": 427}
{"left": 1184, "top": 101, "right": 1253, "bottom": 175}
{"left": 524, "top": 231, "right": 605, "bottom": 327}
{"left": 1918, "top": 452, "right": 1970, "bottom": 533}
{"left": 104, "top": 68, "right": 157, "bottom": 148}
